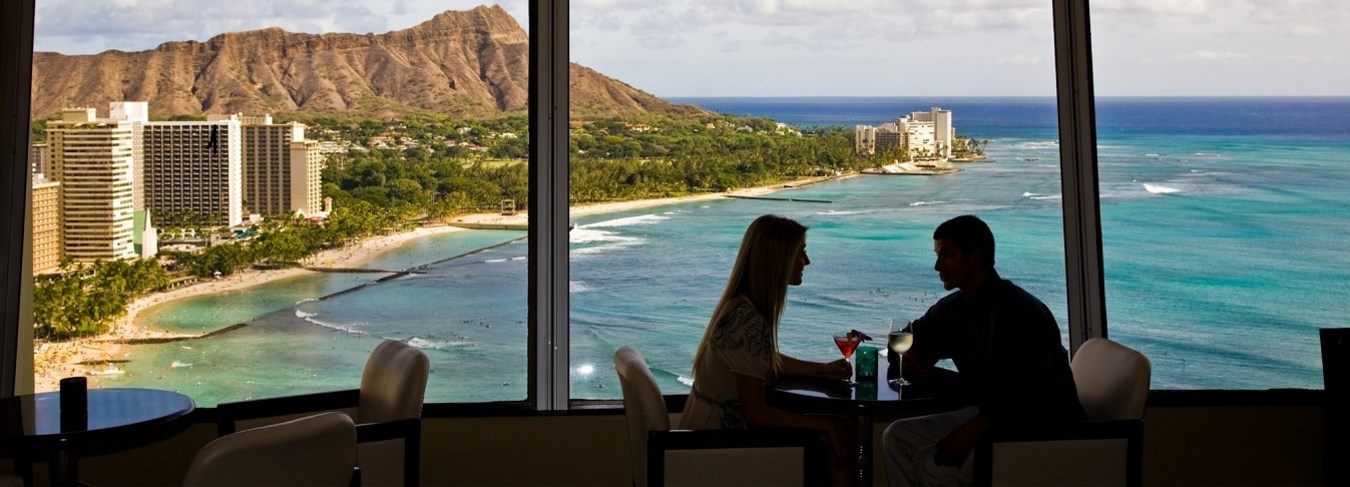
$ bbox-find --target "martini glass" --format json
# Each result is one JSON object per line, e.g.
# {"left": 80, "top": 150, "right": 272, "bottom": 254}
{"left": 833, "top": 331, "right": 863, "bottom": 385}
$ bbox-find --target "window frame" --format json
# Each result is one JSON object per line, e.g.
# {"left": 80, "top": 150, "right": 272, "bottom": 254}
{"left": 1, "top": 0, "right": 36, "bottom": 398}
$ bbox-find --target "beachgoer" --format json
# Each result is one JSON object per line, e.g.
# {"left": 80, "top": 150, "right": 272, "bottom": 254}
{"left": 680, "top": 214, "right": 854, "bottom": 483}
{"left": 882, "top": 215, "right": 1085, "bottom": 486}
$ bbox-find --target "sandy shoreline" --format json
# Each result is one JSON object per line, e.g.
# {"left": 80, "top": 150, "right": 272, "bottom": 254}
{"left": 33, "top": 173, "right": 853, "bottom": 391}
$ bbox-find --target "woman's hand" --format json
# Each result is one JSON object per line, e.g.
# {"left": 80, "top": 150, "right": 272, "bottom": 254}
{"left": 818, "top": 358, "right": 852, "bottom": 381}
{"left": 777, "top": 353, "right": 852, "bottom": 382}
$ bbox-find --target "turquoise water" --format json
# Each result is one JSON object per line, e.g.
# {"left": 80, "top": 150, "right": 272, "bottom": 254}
{"left": 102, "top": 98, "right": 1350, "bottom": 405}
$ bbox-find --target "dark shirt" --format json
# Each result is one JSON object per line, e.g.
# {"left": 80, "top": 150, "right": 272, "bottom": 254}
{"left": 905, "top": 273, "right": 1086, "bottom": 427}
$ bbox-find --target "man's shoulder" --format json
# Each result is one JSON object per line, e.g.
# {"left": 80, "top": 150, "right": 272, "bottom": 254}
{"left": 927, "top": 290, "right": 965, "bottom": 312}
{"left": 994, "top": 278, "right": 1043, "bottom": 303}
{"left": 994, "top": 279, "right": 1055, "bottom": 316}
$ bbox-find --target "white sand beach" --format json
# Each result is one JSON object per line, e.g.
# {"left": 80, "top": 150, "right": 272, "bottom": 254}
{"left": 32, "top": 173, "right": 853, "bottom": 391}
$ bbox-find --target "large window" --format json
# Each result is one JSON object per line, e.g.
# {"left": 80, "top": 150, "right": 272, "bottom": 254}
{"left": 24, "top": 1, "right": 532, "bottom": 406}
{"left": 9, "top": 0, "right": 1342, "bottom": 407}
{"left": 1091, "top": 3, "right": 1350, "bottom": 389}
{"left": 567, "top": 2, "right": 1067, "bottom": 399}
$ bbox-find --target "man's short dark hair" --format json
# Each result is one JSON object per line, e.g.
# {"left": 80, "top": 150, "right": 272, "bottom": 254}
{"left": 934, "top": 215, "right": 995, "bottom": 269}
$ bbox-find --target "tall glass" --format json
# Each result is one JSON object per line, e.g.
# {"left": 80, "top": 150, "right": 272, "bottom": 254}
{"left": 888, "top": 321, "right": 914, "bottom": 386}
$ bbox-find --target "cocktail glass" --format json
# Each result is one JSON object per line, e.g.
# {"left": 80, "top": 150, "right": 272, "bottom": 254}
{"left": 834, "top": 331, "right": 863, "bottom": 386}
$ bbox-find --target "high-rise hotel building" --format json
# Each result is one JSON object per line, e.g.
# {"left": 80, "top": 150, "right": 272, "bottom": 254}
{"left": 46, "top": 108, "right": 137, "bottom": 262}
{"left": 902, "top": 107, "right": 953, "bottom": 159}
{"left": 855, "top": 107, "right": 955, "bottom": 159}
{"left": 232, "top": 115, "right": 323, "bottom": 217}
{"left": 143, "top": 117, "right": 244, "bottom": 227}
{"left": 30, "top": 175, "right": 62, "bottom": 275}
{"left": 108, "top": 101, "right": 148, "bottom": 211}
{"left": 29, "top": 142, "right": 49, "bottom": 176}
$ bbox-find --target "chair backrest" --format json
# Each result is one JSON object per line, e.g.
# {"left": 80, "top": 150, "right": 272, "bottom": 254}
{"left": 358, "top": 339, "right": 431, "bottom": 424}
{"left": 614, "top": 346, "right": 672, "bottom": 487}
{"left": 1072, "top": 338, "right": 1152, "bottom": 421}
{"left": 184, "top": 412, "right": 357, "bottom": 487}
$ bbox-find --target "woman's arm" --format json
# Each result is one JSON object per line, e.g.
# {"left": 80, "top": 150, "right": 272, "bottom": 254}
{"left": 779, "top": 353, "right": 851, "bottom": 381}
{"left": 734, "top": 369, "right": 847, "bottom": 469}
{"left": 732, "top": 372, "right": 849, "bottom": 460}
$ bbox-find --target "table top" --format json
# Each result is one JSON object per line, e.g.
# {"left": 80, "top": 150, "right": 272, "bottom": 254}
{"left": 767, "top": 367, "right": 962, "bottom": 417}
{"left": 1, "top": 388, "right": 196, "bottom": 454}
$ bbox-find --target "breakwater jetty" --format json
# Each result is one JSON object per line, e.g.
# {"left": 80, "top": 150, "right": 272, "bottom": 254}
{"left": 725, "top": 195, "right": 833, "bottom": 204}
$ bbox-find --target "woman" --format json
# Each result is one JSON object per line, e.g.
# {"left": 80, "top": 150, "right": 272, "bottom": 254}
{"left": 680, "top": 214, "right": 853, "bottom": 480}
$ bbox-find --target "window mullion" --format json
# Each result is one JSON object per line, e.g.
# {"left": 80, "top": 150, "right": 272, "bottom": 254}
{"left": 529, "top": 0, "right": 571, "bottom": 411}
{"left": 1052, "top": 0, "right": 1107, "bottom": 355}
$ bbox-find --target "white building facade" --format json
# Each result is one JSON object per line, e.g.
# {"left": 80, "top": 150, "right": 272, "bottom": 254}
{"left": 108, "top": 101, "right": 148, "bottom": 211}
{"left": 854, "top": 107, "right": 955, "bottom": 160}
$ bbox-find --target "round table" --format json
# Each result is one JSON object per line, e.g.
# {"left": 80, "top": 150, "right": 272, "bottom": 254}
{"left": 1, "top": 388, "right": 196, "bottom": 485}
{"left": 767, "top": 368, "right": 963, "bottom": 486}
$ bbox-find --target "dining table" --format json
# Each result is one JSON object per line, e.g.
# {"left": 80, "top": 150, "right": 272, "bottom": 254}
{"left": 1, "top": 387, "right": 196, "bottom": 486}
{"left": 767, "top": 365, "right": 964, "bottom": 486}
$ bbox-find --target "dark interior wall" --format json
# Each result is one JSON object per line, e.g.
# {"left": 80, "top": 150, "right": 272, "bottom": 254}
{"left": 66, "top": 403, "right": 1322, "bottom": 486}
{"left": 73, "top": 415, "right": 632, "bottom": 487}
{"left": 1142, "top": 405, "right": 1322, "bottom": 486}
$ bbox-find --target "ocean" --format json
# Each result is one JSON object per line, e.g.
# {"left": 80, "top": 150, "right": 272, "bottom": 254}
{"left": 108, "top": 97, "right": 1350, "bottom": 405}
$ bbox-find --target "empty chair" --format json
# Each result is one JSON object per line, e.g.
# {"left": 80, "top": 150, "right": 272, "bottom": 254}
{"left": 184, "top": 412, "right": 357, "bottom": 487}
{"left": 975, "top": 337, "right": 1151, "bottom": 486}
{"left": 614, "top": 346, "right": 817, "bottom": 487}
{"left": 217, "top": 339, "right": 429, "bottom": 486}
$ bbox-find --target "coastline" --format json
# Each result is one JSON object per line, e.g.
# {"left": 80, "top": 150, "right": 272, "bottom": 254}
{"left": 33, "top": 172, "right": 853, "bottom": 391}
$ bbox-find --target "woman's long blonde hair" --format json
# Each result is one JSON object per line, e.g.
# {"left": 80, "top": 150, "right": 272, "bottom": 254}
{"left": 691, "top": 215, "right": 807, "bottom": 380}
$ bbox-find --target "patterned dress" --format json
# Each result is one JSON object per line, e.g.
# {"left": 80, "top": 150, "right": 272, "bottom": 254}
{"left": 679, "top": 300, "right": 774, "bottom": 430}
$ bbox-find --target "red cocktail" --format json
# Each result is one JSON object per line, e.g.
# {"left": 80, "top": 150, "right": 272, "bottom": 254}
{"left": 834, "top": 334, "right": 862, "bottom": 359}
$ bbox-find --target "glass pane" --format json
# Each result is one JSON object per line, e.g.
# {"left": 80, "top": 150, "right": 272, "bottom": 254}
{"left": 1092, "top": 4, "right": 1350, "bottom": 388}
{"left": 569, "top": 2, "right": 1065, "bottom": 399}
{"left": 30, "top": 1, "right": 531, "bottom": 405}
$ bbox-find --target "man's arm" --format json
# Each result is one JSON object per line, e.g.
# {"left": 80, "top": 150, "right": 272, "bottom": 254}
{"left": 896, "top": 312, "right": 944, "bottom": 379}
{"left": 978, "top": 292, "right": 1075, "bottom": 427}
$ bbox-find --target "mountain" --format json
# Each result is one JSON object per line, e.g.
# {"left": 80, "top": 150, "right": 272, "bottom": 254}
{"left": 30, "top": 5, "right": 700, "bottom": 119}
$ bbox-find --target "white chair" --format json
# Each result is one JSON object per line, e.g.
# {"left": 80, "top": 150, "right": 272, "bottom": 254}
{"left": 614, "top": 345, "right": 817, "bottom": 487}
{"left": 975, "top": 337, "right": 1151, "bottom": 486}
{"left": 184, "top": 412, "right": 357, "bottom": 487}
{"left": 217, "top": 339, "right": 430, "bottom": 486}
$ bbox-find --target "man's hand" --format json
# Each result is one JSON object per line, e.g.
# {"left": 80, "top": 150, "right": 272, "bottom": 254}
{"left": 900, "top": 353, "right": 931, "bottom": 380}
{"left": 933, "top": 416, "right": 989, "bottom": 468}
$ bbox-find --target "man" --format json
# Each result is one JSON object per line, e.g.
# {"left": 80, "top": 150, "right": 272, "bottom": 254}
{"left": 882, "top": 215, "right": 1085, "bottom": 486}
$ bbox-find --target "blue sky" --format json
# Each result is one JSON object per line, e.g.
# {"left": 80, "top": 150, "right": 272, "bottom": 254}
{"left": 33, "top": 0, "right": 1350, "bottom": 97}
